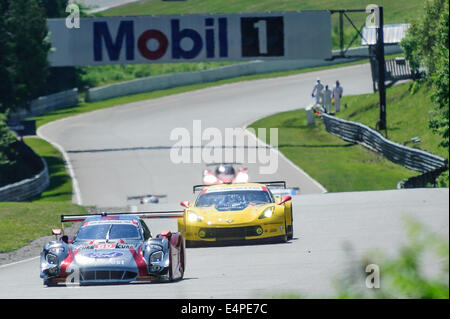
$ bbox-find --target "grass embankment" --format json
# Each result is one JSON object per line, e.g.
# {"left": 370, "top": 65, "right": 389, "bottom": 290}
{"left": 104, "top": 0, "right": 423, "bottom": 43}
{"left": 81, "top": 62, "right": 239, "bottom": 88}
{"left": 82, "top": 0, "right": 424, "bottom": 87}
{"left": 338, "top": 82, "right": 447, "bottom": 158}
{"left": 0, "top": 138, "right": 85, "bottom": 253}
{"left": 249, "top": 82, "right": 443, "bottom": 192}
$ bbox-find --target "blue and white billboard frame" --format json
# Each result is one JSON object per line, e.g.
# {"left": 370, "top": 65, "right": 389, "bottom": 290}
{"left": 47, "top": 11, "right": 332, "bottom": 66}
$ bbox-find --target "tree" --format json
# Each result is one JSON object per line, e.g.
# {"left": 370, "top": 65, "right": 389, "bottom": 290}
{"left": 38, "top": 0, "right": 86, "bottom": 95}
{"left": 401, "top": 0, "right": 449, "bottom": 186}
{"left": 0, "top": 0, "right": 50, "bottom": 114}
{"left": 38, "top": 0, "right": 67, "bottom": 18}
{"left": 0, "top": 113, "right": 18, "bottom": 183}
{"left": 0, "top": 0, "right": 17, "bottom": 115}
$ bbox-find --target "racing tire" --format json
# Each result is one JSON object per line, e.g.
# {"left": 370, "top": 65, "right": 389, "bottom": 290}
{"left": 281, "top": 218, "right": 288, "bottom": 243}
{"left": 172, "top": 240, "right": 185, "bottom": 281}
{"left": 185, "top": 240, "right": 195, "bottom": 248}
{"left": 287, "top": 211, "right": 294, "bottom": 240}
{"left": 43, "top": 278, "right": 57, "bottom": 287}
{"left": 179, "top": 240, "right": 185, "bottom": 280}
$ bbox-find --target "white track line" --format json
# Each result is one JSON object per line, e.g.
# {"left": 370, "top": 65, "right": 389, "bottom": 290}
{"left": 37, "top": 125, "right": 83, "bottom": 206}
{"left": 0, "top": 256, "right": 40, "bottom": 269}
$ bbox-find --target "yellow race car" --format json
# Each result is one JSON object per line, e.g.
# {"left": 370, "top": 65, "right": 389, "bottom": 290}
{"left": 178, "top": 182, "right": 293, "bottom": 247}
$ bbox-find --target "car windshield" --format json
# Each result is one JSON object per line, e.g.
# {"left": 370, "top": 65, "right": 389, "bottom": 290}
{"left": 75, "top": 223, "right": 141, "bottom": 241}
{"left": 196, "top": 190, "right": 272, "bottom": 211}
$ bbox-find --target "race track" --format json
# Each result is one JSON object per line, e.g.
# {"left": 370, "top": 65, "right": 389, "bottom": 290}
{"left": 1, "top": 63, "right": 448, "bottom": 298}
{"left": 38, "top": 63, "right": 375, "bottom": 208}
{"left": 0, "top": 189, "right": 447, "bottom": 298}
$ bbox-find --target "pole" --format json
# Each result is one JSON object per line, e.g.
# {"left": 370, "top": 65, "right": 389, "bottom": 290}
{"left": 376, "top": 6, "right": 387, "bottom": 133}
{"left": 339, "top": 11, "right": 344, "bottom": 56}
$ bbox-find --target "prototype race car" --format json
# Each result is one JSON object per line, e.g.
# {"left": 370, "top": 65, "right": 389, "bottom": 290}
{"left": 202, "top": 163, "right": 249, "bottom": 185}
{"left": 40, "top": 211, "right": 185, "bottom": 286}
{"left": 127, "top": 194, "right": 167, "bottom": 204}
{"left": 178, "top": 182, "right": 293, "bottom": 247}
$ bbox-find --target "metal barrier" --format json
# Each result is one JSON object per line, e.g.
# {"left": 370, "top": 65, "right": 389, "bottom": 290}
{"left": 321, "top": 113, "right": 448, "bottom": 188}
{"left": 8, "top": 88, "right": 78, "bottom": 123}
{"left": 0, "top": 142, "right": 50, "bottom": 201}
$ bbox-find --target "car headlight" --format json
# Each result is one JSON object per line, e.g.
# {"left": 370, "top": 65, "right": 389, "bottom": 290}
{"left": 188, "top": 212, "right": 204, "bottom": 222}
{"left": 259, "top": 207, "right": 274, "bottom": 219}
{"left": 46, "top": 253, "right": 59, "bottom": 265}
{"left": 49, "top": 247, "right": 65, "bottom": 254}
{"left": 150, "top": 251, "right": 163, "bottom": 263}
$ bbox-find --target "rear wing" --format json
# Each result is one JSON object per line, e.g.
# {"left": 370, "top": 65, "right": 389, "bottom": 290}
{"left": 193, "top": 181, "right": 287, "bottom": 193}
{"left": 253, "top": 181, "right": 286, "bottom": 189}
{"left": 126, "top": 194, "right": 167, "bottom": 200}
{"left": 61, "top": 211, "right": 184, "bottom": 223}
{"left": 193, "top": 184, "right": 207, "bottom": 193}
{"left": 205, "top": 162, "right": 242, "bottom": 166}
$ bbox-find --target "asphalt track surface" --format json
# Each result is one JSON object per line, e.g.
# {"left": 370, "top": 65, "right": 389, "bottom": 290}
{"left": 0, "top": 189, "right": 448, "bottom": 298}
{"left": 1, "top": 63, "right": 448, "bottom": 298}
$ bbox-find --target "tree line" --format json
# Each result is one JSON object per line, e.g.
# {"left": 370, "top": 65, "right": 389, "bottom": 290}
{"left": 0, "top": 0, "right": 82, "bottom": 184}
{"left": 401, "top": 0, "right": 449, "bottom": 186}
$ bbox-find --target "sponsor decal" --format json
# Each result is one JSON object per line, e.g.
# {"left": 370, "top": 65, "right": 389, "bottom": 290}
{"left": 85, "top": 251, "right": 123, "bottom": 259}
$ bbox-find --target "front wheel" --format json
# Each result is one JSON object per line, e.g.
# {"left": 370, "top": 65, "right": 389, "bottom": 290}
{"left": 43, "top": 278, "right": 57, "bottom": 287}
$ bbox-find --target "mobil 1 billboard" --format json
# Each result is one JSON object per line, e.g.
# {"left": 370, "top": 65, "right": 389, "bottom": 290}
{"left": 48, "top": 11, "right": 331, "bottom": 66}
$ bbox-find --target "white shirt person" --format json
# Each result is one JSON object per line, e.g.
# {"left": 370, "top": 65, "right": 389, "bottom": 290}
{"left": 322, "top": 85, "right": 332, "bottom": 113}
{"left": 332, "top": 81, "right": 344, "bottom": 112}
{"left": 311, "top": 79, "right": 324, "bottom": 106}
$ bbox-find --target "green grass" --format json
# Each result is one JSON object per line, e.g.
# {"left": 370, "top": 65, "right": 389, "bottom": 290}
{"left": 250, "top": 109, "right": 417, "bottom": 192}
{"left": 0, "top": 202, "right": 84, "bottom": 252}
{"left": 338, "top": 82, "right": 448, "bottom": 158}
{"left": 0, "top": 138, "right": 86, "bottom": 253}
{"left": 248, "top": 82, "right": 443, "bottom": 192}
{"left": 23, "top": 138, "right": 73, "bottom": 202}
{"left": 81, "top": 62, "right": 240, "bottom": 88}
{"left": 104, "top": 0, "right": 426, "bottom": 49}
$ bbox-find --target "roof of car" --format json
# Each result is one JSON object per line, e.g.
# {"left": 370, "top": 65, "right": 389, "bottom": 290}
{"left": 202, "top": 183, "right": 268, "bottom": 192}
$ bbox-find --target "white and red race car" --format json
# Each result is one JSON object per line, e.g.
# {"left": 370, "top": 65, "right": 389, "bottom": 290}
{"left": 202, "top": 163, "right": 249, "bottom": 185}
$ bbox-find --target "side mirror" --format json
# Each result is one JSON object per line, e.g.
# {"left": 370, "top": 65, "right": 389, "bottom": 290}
{"left": 278, "top": 195, "right": 292, "bottom": 205}
{"left": 180, "top": 200, "right": 190, "bottom": 208}
{"left": 61, "top": 235, "right": 68, "bottom": 244}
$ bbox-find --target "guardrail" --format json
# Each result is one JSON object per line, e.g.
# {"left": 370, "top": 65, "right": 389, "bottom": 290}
{"left": 321, "top": 113, "right": 448, "bottom": 188}
{"left": 8, "top": 88, "right": 78, "bottom": 123}
{"left": 0, "top": 142, "right": 50, "bottom": 202}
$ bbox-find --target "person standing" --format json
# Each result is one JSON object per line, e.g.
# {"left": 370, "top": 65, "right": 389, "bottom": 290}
{"left": 332, "top": 81, "right": 344, "bottom": 113}
{"left": 323, "top": 85, "right": 332, "bottom": 114}
{"left": 311, "top": 79, "right": 324, "bottom": 106}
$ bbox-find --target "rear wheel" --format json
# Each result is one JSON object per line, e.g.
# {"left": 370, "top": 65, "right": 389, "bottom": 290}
{"left": 281, "top": 217, "right": 288, "bottom": 243}
{"left": 287, "top": 211, "right": 294, "bottom": 240}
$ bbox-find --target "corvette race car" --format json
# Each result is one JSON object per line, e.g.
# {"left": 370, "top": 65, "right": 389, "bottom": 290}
{"left": 178, "top": 182, "right": 293, "bottom": 247}
{"left": 40, "top": 211, "right": 185, "bottom": 286}
{"left": 202, "top": 163, "right": 249, "bottom": 185}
